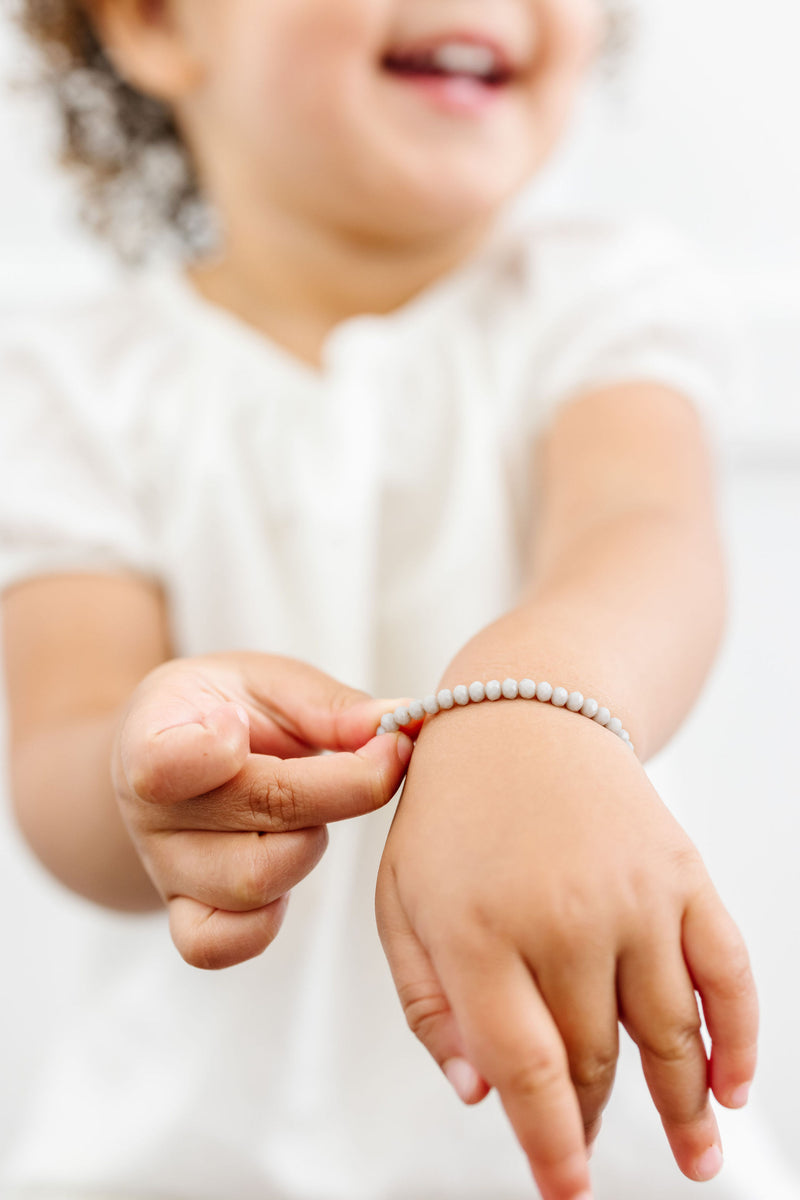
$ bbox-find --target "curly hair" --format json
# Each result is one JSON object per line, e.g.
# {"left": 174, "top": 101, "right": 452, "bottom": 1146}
{"left": 15, "top": 0, "right": 207, "bottom": 259}
{"left": 14, "top": 0, "right": 634, "bottom": 261}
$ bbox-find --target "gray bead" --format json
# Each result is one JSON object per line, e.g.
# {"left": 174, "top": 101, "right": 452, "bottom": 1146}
{"left": 581, "top": 697, "right": 599, "bottom": 719}
{"left": 408, "top": 700, "right": 425, "bottom": 721}
{"left": 485, "top": 680, "right": 502, "bottom": 701}
{"left": 593, "top": 706, "right": 611, "bottom": 726}
{"left": 552, "top": 686, "right": 569, "bottom": 707}
{"left": 607, "top": 717, "right": 623, "bottom": 735}
{"left": 502, "top": 678, "right": 519, "bottom": 700}
{"left": 536, "top": 681, "right": 553, "bottom": 703}
{"left": 376, "top": 726, "right": 387, "bottom": 736}
{"left": 453, "top": 685, "right": 470, "bottom": 706}
{"left": 468, "top": 681, "right": 486, "bottom": 703}
{"left": 380, "top": 713, "right": 399, "bottom": 733}
{"left": 393, "top": 706, "right": 410, "bottom": 727}
{"left": 423, "top": 694, "right": 440, "bottom": 715}
{"left": 519, "top": 678, "right": 536, "bottom": 699}
{"left": 620, "top": 729, "right": 631, "bottom": 742}
{"left": 567, "top": 691, "right": 584, "bottom": 712}
{"left": 437, "top": 689, "right": 455, "bottom": 710}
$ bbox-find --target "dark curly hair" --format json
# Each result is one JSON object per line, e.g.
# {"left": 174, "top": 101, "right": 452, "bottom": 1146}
{"left": 14, "top": 0, "right": 208, "bottom": 259}
{"left": 14, "top": 0, "right": 634, "bottom": 261}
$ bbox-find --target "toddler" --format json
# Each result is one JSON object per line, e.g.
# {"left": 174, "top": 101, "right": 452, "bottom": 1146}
{"left": 1, "top": 2, "right": 759, "bottom": 1199}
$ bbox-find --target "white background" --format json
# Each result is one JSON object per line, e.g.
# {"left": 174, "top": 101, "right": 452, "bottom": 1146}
{"left": 1, "top": 0, "right": 799, "bottom": 1191}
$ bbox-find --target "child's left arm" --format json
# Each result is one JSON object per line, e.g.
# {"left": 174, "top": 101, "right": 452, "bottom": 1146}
{"left": 375, "top": 382, "right": 758, "bottom": 1200}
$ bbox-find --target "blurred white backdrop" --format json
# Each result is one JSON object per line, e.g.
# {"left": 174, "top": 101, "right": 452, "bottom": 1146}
{"left": 1, "top": 0, "right": 799, "bottom": 1191}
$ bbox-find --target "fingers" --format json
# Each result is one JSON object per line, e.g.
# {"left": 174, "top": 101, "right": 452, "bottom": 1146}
{"left": 177, "top": 732, "right": 413, "bottom": 832}
{"left": 150, "top": 826, "right": 328, "bottom": 913}
{"left": 119, "top": 654, "right": 417, "bottom": 812}
{"left": 385, "top": 911, "right": 595, "bottom": 1198}
{"left": 443, "top": 948, "right": 593, "bottom": 1200}
{"left": 618, "top": 932, "right": 723, "bottom": 1183}
{"left": 536, "top": 955, "right": 619, "bottom": 1147}
{"left": 168, "top": 892, "right": 291, "bottom": 969}
{"left": 233, "top": 652, "right": 416, "bottom": 754}
{"left": 375, "top": 882, "right": 490, "bottom": 1105}
{"left": 164, "top": 827, "right": 327, "bottom": 968}
{"left": 683, "top": 890, "right": 759, "bottom": 1109}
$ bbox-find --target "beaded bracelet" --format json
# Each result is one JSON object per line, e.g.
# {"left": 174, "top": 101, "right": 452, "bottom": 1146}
{"left": 376, "top": 678, "right": 635, "bottom": 755}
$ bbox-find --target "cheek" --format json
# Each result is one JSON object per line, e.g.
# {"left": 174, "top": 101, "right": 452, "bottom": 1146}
{"left": 537, "top": 0, "right": 604, "bottom": 79}
{"left": 520, "top": 0, "right": 600, "bottom": 140}
{"left": 219, "top": 0, "right": 384, "bottom": 139}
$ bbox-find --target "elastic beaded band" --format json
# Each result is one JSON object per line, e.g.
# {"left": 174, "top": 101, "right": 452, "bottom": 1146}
{"left": 376, "top": 678, "right": 635, "bottom": 756}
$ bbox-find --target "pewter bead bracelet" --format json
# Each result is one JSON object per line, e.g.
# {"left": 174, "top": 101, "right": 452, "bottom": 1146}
{"left": 376, "top": 678, "right": 635, "bottom": 756}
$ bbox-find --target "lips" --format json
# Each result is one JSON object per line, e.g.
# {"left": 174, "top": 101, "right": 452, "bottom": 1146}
{"left": 381, "top": 34, "right": 517, "bottom": 88}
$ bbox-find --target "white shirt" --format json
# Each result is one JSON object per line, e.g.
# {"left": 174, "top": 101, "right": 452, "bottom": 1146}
{"left": 1, "top": 217, "right": 785, "bottom": 1200}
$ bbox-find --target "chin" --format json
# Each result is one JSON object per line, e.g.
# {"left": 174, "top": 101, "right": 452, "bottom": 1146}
{"left": 380, "top": 156, "right": 535, "bottom": 238}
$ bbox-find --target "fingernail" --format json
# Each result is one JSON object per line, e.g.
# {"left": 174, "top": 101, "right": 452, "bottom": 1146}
{"left": 396, "top": 732, "right": 414, "bottom": 767}
{"left": 695, "top": 1144, "right": 723, "bottom": 1181}
{"left": 443, "top": 1057, "right": 481, "bottom": 1103}
{"left": 730, "top": 1082, "right": 751, "bottom": 1108}
{"left": 573, "top": 1191, "right": 594, "bottom": 1200}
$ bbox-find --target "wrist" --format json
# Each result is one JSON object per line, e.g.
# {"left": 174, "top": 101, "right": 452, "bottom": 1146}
{"left": 404, "top": 682, "right": 640, "bottom": 818}
{"left": 437, "top": 610, "right": 648, "bottom": 759}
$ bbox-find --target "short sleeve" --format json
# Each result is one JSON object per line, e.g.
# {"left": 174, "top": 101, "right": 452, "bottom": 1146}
{"left": 0, "top": 312, "right": 157, "bottom": 595}
{"left": 523, "top": 221, "right": 740, "bottom": 448}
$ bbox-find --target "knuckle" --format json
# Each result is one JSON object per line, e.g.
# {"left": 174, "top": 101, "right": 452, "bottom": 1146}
{"left": 707, "top": 936, "right": 754, "bottom": 999}
{"left": 397, "top": 980, "right": 451, "bottom": 1044}
{"left": 546, "top": 914, "right": 601, "bottom": 963}
{"left": 539, "top": 884, "right": 615, "bottom": 957}
{"left": 669, "top": 841, "right": 704, "bottom": 882}
{"left": 639, "top": 1015, "right": 702, "bottom": 1064}
{"left": 571, "top": 1047, "right": 618, "bottom": 1095}
{"left": 263, "top": 768, "right": 301, "bottom": 829}
{"left": 458, "top": 897, "right": 508, "bottom": 944}
{"left": 426, "top": 913, "right": 493, "bottom": 965}
{"left": 504, "top": 1049, "right": 567, "bottom": 1100}
{"left": 233, "top": 842, "right": 275, "bottom": 910}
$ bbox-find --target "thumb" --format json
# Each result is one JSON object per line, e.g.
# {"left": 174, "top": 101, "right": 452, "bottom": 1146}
{"left": 120, "top": 700, "right": 251, "bottom": 806}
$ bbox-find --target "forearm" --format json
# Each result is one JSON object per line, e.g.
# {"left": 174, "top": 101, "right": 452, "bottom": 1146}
{"left": 442, "top": 505, "right": 726, "bottom": 762}
{"left": 11, "top": 712, "right": 161, "bottom": 913}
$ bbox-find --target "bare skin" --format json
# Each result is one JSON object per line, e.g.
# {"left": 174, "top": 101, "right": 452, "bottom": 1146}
{"left": 5, "top": 381, "right": 758, "bottom": 1199}
{"left": 4, "top": 2, "right": 758, "bottom": 1197}
{"left": 5, "top": 576, "right": 412, "bottom": 959}
{"left": 374, "top": 381, "right": 758, "bottom": 1199}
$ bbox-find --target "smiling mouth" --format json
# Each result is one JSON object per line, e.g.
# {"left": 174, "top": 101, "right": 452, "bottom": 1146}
{"left": 381, "top": 38, "right": 516, "bottom": 89}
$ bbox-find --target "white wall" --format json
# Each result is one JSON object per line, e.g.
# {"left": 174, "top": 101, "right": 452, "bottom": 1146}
{"left": 1, "top": 0, "right": 799, "bottom": 1188}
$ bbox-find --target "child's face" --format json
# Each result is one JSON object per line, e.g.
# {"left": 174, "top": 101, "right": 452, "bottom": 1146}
{"left": 119, "top": 0, "right": 602, "bottom": 242}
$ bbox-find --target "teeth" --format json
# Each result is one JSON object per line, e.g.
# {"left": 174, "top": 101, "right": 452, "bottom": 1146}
{"left": 430, "top": 42, "right": 498, "bottom": 78}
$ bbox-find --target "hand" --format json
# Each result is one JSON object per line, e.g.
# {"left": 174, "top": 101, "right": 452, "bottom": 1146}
{"left": 114, "top": 653, "right": 412, "bottom": 969}
{"left": 376, "top": 699, "right": 758, "bottom": 1200}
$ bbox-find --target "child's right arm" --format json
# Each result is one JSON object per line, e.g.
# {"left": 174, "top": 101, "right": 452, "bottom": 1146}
{"left": 3, "top": 573, "right": 410, "bottom": 967}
